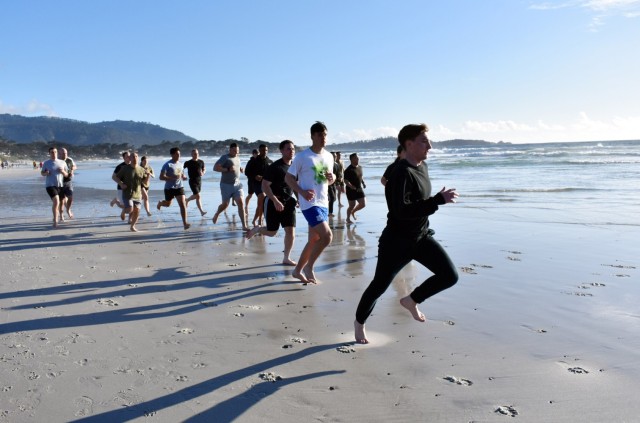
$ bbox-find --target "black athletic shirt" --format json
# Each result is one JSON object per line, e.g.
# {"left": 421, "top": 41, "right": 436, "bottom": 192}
{"left": 183, "top": 159, "right": 205, "bottom": 180}
{"left": 263, "top": 158, "right": 293, "bottom": 202}
{"left": 385, "top": 159, "right": 444, "bottom": 238}
{"left": 113, "top": 161, "right": 127, "bottom": 190}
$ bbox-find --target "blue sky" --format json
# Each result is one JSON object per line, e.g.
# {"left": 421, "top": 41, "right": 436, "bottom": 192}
{"left": 2, "top": 0, "right": 639, "bottom": 145}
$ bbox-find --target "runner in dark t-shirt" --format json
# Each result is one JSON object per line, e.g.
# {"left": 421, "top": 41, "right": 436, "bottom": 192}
{"left": 344, "top": 153, "right": 366, "bottom": 223}
{"left": 110, "top": 151, "right": 131, "bottom": 209}
{"left": 184, "top": 149, "right": 207, "bottom": 216}
{"left": 245, "top": 140, "right": 297, "bottom": 266}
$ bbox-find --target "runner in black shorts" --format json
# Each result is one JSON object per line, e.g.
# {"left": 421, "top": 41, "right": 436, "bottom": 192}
{"left": 164, "top": 187, "right": 185, "bottom": 201}
{"left": 245, "top": 140, "right": 297, "bottom": 266}
{"left": 184, "top": 149, "right": 207, "bottom": 216}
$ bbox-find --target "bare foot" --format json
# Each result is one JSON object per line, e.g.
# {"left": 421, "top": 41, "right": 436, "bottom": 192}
{"left": 292, "top": 268, "right": 311, "bottom": 284}
{"left": 282, "top": 258, "right": 297, "bottom": 266}
{"left": 212, "top": 212, "right": 220, "bottom": 224}
{"left": 201, "top": 210, "right": 207, "bottom": 216}
{"left": 67, "top": 211, "right": 74, "bottom": 219}
{"left": 130, "top": 226, "right": 138, "bottom": 232}
{"left": 184, "top": 223, "right": 191, "bottom": 230}
{"left": 241, "top": 226, "right": 250, "bottom": 232}
{"left": 60, "top": 214, "right": 65, "bottom": 222}
{"left": 156, "top": 201, "right": 162, "bottom": 211}
{"left": 354, "top": 320, "right": 369, "bottom": 344}
{"left": 303, "top": 266, "right": 317, "bottom": 284}
{"left": 245, "top": 226, "right": 261, "bottom": 240}
{"left": 399, "top": 296, "right": 426, "bottom": 322}
{"left": 351, "top": 212, "right": 357, "bottom": 221}
{"left": 120, "top": 210, "right": 126, "bottom": 221}
{"left": 110, "top": 198, "right": 117, "bottom": 207}
{"left": 147, "top": 211, "right": 152, "bottom": 217}
{"left": 346, "top": 218, "right": 352, "bottom": 224}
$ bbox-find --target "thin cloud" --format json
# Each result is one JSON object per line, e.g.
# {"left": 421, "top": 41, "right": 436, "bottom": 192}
{"left": 0, "top": 100, "right": 20, "bottom": 114}
{"left": 530, "top": 0, "right": 640, "bottom": 29}
{"left": 433, "top": 113, "right": 640, "bottom": 143}
{"left": 0, "top": 99, "right": 56, "bottom": 116}
{"left": 334, "top": 126, "right": 398, "bottom": 143}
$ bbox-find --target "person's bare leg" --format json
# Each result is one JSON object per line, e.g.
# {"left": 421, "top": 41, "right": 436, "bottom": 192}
{"left": 352, "top": 198, "right": 366, "bottom": 221}
{"left": 399, "top": 295, "right": 426, "bottom": 322}
{"left": 346, "top": 200, "right": 355, "bottom": 223}
{"left": 129, "top": 207, "right": 140, "bottom": 231}
{"left": 177, "top": 196, "right": 190, "bottom": 229}
{"left": 51, "top": 196, "right": 61, "bottom": 228}
{"left": 245, "top": 225, "right": 263, "bottom": 240}
{"left": 65, "top": 196, "right": 74, "bottom": 218}
{"left": 235, "top": 197, "right": 249, "bottom": 231}
{"left": 253, "top": 193, "right": 265, "bottom": 226}
{"left": 59, "top": 198, "right": 66, "bottom": 222}
{"left": 142, "top": 189, "right": 152, "bottom": 216}
{"left": 195, "top": 195, "right": 206, "bottom": 216}
{"left": 292, "top": 231, "right": 317, "bottom": 284}
{"left": 244, "top": 194, "right": 252, "bottom": 222}
{"left": 157, "top": 199, "right": 172, "bottom": 210}
{"left": 283, "top": 226, "right": 296, "bottom": 265}
{"left": 302, "top": 223, "right": 332, "bottom": 282}
{"left": 354, "top": 320, "right": 369, "bottom": 344}
{"left": 212, "top": 201, "right": 229, "bottom": 224}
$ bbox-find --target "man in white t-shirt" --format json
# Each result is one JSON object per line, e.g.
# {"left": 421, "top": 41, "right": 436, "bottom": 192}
{"left": 285, "top": 121, "right": 335, "bottom": 284}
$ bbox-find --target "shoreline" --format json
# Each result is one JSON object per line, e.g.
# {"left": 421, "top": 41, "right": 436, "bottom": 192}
{"left": 1, "top": 172, "right": 639, "bottom": 421}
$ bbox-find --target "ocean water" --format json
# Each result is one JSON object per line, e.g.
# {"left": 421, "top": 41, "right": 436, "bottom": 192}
{"left": 14, "top": 140, "right": 640, "bottom": 227}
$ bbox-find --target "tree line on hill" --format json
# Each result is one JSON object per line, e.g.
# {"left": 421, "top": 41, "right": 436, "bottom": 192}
{"left": 1, "top": 135, "right": 506, "bottom": 162}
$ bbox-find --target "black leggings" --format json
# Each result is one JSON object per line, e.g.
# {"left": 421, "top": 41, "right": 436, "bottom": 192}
{"left": 355, "top": 228, "right": 458, "bottom": 324}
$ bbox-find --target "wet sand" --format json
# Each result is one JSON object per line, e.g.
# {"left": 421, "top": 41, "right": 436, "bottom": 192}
{"left": 1, "top": 168, "right": 639, "bottom": 422}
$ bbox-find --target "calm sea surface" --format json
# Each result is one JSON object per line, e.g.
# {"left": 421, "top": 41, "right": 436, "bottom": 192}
{"left": 16, "top": 140, "right": 640, "bottom": 227}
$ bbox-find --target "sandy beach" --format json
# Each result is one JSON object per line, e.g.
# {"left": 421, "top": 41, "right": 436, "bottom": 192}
{"left": 1, "top": 167, "right": 639, "bottom": 422}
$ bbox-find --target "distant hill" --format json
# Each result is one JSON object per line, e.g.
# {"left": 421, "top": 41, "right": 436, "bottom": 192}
{"left": 0, "top": 114, "right": 197, "bottom": 146}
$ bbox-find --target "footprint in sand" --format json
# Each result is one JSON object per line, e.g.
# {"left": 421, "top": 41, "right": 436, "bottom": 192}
{"left": 590, "top": 282, "right": 606, "bottom": 287}
{"left": 495, "top": 405, "right": 519, "bottom": 417}
{"left": 290, "top": 337, "right": 307, "bottom": 344}
{"left": 234, "top": 313, "right": 245, "bottom": 317}
{"left": 259, "top": 372, "right": 283, "bottom": 382}
{"left": 177, "top": 328, "right": 194, "bottom": 334}
{"left": 562, "top": 291, "right": 593, "bottom": 297}
{"left": 602, "top": 264, "right": 636, "bottom": 269}
{"left": 568, "top": 367, "right": 589, "bottom": 374}
{"left": 336, "top": 345, "right": 356, "bottom": 353}
{"left": 74, "top": 396, "right": 94, "bottom": 417}
{"left": 97, "top": 298, "right": 119, "bottom": 306}
{"left": 443, "top": 375, "right": 473, "bottom": 386}
{"left": 460, "top": 267, "right": 478, "bottom": 274}
{"left": 471, "top": 263, "right": 493, "bottom": 269}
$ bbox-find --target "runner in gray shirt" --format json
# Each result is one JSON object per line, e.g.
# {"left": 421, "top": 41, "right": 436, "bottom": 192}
{"left": 212, "top": 142, "right": 249, "bottom": 231}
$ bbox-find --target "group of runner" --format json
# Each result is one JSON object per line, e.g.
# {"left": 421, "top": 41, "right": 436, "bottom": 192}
{"left": 41, "top": 121, "right": 460, "bottom": 344}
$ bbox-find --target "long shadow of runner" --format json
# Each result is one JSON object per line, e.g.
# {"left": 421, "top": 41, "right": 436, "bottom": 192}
{"left": 71, "top": 343, "right": 346, "bottom": 423}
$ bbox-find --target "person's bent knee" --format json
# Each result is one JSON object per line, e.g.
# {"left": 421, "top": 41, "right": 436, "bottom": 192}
{"left": 442, "top": 267, "right": 459, "bottom": 288}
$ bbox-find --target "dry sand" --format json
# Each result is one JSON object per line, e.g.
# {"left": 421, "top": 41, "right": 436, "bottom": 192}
{"left": 1, "top": 168, "right": 639, "bottom": 422}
